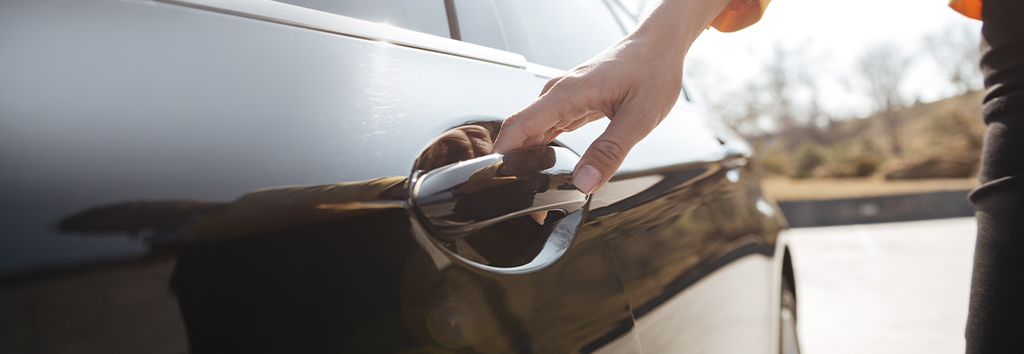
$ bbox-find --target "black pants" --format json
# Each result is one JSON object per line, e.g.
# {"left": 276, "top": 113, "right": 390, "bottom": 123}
{"left": 965, "top": 0, "right": 1024, "bottom": 352}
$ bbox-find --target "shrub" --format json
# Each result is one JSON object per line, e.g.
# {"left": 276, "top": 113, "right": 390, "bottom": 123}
{"left": 790, "top": 143, "right": 825, "bottom": 179}
{"left": 850, "top": 155, "right": 879, "bottom": 177}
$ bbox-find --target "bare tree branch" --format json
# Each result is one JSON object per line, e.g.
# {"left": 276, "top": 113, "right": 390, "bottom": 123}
{"left": 924, "top": 24, "right": 982, "bottom": 94}
{"left": 858, "top": 42, "right": 910, "bottom": 156}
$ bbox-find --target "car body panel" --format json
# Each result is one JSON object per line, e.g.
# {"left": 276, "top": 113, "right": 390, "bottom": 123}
{"left": 0, "top": 0, "right": 792, "bottom": 353}
{"left": 0, "top": 0, "right": 536, "bottom": 276}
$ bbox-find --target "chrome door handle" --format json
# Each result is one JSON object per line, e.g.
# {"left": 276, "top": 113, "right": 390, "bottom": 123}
{"left": 410, "top": 146, "right": 588, "bottom": 240}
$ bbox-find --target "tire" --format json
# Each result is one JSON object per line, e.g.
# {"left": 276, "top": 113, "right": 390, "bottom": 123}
{"left": 780, "top": 278, "right": 801, "bottom": 354}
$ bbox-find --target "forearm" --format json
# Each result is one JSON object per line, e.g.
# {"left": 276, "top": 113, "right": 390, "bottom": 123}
{"left": 629, "top": 0, "right": 734, "bottom": 62}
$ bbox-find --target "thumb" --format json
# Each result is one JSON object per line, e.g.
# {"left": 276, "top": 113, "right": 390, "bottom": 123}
{"left": 573, "top": 108, "right": 654, "bottom": 195}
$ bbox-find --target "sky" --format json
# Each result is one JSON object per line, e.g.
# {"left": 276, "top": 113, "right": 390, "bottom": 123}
{"left": 680, "top": 0, "right": 983, "bottom": 118}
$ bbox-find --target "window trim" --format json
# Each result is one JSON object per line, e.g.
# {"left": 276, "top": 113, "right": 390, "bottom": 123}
{"left": 443, "top": 0, "right": 462, "bottom": 40}
{"left": 158, "top": 0, "right": 527, "bottom": 68}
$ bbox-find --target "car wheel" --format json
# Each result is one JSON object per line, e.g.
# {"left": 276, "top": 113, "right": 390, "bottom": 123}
{"left": 780, "top": 278, "right": 801, "bottom": 354}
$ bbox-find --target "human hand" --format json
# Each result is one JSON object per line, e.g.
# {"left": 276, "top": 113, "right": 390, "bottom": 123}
{"left": 493, "top": 35, "right": 684, "bottom": 195}
{"left": 492, "top": 0, "right": 732, "bottom": 195}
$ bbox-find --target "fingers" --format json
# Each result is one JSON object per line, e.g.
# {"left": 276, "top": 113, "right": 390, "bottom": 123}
{"left": 540, "top": 77, "right": 559, "bottom": 97}
{"left": 568, "top": 112, "right": 607, "bottom": 131}
{"left": 494, "top": 82, "right": 592, "bottom": 154}
{"left": 573, "top": 103, "right": 657, "bottom": 195}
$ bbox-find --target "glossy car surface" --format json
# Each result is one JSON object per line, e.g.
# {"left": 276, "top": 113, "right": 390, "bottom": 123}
{"left": 0, "top": 0, "right": 798, "bottom": 353}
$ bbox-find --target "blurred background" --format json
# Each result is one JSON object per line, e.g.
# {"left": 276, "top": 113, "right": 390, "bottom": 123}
{"left": 640, "top": 0, "right": 982, "bottom": 352}
{"left": 684, "top": 0, "right": 983, "bottom": 194}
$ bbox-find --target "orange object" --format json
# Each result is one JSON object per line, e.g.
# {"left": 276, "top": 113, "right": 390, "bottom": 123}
{"left": 711, "top": 0, "right": 771, "bottom": 32}
{"left": 949, "top": 0, "right": 983, "bottom": 20}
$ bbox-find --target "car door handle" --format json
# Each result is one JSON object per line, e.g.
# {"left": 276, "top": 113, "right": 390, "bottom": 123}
{"left": 410, "top": 146, "right": 589, "bottom": 240}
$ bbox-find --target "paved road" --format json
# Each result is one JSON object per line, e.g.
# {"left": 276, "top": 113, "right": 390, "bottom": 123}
{"left": 788, "top": 217, "right": 977, "bottom": 354}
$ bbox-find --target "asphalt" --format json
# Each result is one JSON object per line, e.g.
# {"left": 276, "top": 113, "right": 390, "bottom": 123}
{"left": 788, "top": 217, "right": 977, "bottom": 354}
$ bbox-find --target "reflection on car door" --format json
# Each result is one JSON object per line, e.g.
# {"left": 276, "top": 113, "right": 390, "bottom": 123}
{"left": 0, "top": 0, "right": 646, "bottom": 352}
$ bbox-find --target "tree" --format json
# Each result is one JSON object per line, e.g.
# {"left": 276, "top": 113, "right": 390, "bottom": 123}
{"left": 689, "top": 42, "right": 832, "bottom": 143}
{"left": 686, "top": 57, "right": 764, "bottom": 136}
{"left": 924, "top": 24, "right": 983, "bottom": 94}
{"left": 858, "top": 42, "right": 910, "bottom": 156}
{"left": 758, "top": 44, "right": 833, "bottom": 143}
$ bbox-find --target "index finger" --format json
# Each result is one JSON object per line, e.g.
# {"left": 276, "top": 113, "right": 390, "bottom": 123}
{"left": 493, "top": 89, "right": 584, "bottom": 154}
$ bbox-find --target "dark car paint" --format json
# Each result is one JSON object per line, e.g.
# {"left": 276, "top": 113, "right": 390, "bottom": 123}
{"left": 0, "top": 0, "right": 791, "bottom": 353}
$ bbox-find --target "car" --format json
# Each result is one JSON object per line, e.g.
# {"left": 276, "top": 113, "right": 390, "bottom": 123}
{"left": 0, "top": 0, "right": 800, "bottom": 353}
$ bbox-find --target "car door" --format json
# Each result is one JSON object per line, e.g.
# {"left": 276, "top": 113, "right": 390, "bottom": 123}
{"left": 453, "top": 1, "right": 789, "bottom": 353}
{"left": 596, "top": 97, "right": 787, "bottom": 354}
{"left": 0, "top": 0, "right": 645, "bottom": 353}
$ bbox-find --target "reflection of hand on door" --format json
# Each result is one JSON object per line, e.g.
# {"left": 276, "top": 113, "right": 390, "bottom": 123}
{"left": 417, "top": 124, "right": 549, "bottom": 225}
{"left": 415, "top": 125, "right": 494, "bottom": 172}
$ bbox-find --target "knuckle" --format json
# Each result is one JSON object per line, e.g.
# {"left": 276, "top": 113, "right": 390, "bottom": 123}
{"left": 550, "top": 75, "right": 583, "bottom": 94}
{"left": 543, "top": 77, "right": 560, "bottom": 92}
{"left": 498, "top": 121, "right": 529, "bottom": 144}
{"left": 500, "top": 115, "right": 524, "bottom": 131}
{"left": 548, "top": 75, "right": 589, "bottom": 96}
{"left": 588, "top": 139, "right": 628, "bottom": 166}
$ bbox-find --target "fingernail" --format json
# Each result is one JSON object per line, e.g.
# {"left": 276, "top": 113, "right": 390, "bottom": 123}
{"left": 574, "top": 165, "right": 602, "bottom": 195}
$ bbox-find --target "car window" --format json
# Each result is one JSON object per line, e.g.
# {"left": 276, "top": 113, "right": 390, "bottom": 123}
{"left": 274, "top": 0, "right": 451, "bottom": 38}
{"left": 457, "top": 0, "right": 626, "bottom": 70}
{"left": 451, "top": 0, "right": 509, "bottom": 51}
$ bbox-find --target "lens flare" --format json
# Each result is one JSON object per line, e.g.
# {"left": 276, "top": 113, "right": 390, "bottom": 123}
{"left": 426, "top": 298, "right": 480, "bottom": 349}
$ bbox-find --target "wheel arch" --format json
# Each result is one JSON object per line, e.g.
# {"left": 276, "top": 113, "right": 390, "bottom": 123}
{"left": 781, "top": 246, "right": 797, "bottom": 318}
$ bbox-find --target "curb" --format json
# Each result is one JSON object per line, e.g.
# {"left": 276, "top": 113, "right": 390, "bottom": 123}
{"left": 777, "top": 190, "right": 975, "bottom": 228}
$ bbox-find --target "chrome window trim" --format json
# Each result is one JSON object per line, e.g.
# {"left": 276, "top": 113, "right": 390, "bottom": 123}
{"left": 158, "top": 0, "right": 527, "bottom": 68}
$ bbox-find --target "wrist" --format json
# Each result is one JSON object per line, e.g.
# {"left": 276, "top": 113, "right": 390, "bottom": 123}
{"left": 632, "top": 0, "right": 733, "bottom": 59}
